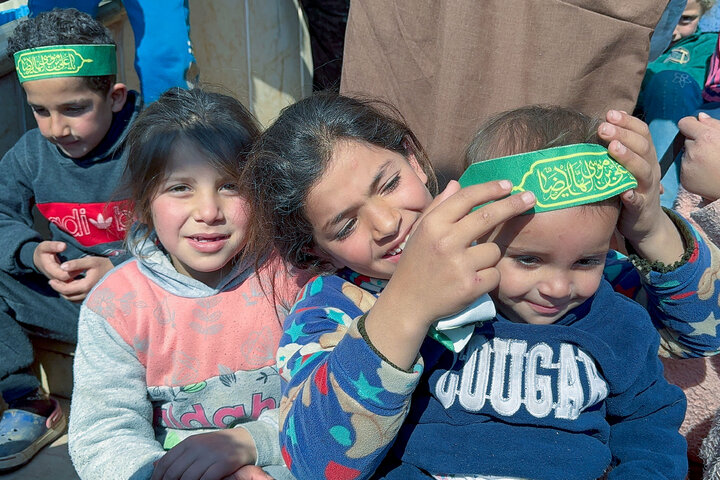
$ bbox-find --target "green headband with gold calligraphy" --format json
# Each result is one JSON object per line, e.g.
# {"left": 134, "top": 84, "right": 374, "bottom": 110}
{"left": 14, "top": 44, "right": 116, "bottom": 83}
{"left": 459, "top": 143, "right": 637, "bottom": 214}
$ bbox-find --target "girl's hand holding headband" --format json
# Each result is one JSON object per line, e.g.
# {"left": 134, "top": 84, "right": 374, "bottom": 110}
{"left": 364, "top": 181, "right": 535, "bottom": 370}
{"left": 598, "top": 110, "right": 685, "bottom": 265}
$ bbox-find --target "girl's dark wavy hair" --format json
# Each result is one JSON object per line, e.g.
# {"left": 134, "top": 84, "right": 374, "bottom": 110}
{"left": 243, "top": 92, "right": 437, "bottom": 274}
{"left": 8, "top": 8, "right": 117, "bottom": 95}
{"left": 120, "top": 86, "right": 261, "bottom": 245}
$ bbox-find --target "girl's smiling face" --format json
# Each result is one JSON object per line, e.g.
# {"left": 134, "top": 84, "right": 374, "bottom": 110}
{"left": 150, "top": 140, "right": 250, "bottom": 287}
{"left": 305, "top": 140, "right": 433, "bottom": 279}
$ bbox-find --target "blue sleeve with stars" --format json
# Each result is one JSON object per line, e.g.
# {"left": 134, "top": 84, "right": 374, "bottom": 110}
{"left": 276, "top": 275, "right": 423, "bottom": 480}
{"left": 603, "top": 213, "right": 720, "bottom": 358}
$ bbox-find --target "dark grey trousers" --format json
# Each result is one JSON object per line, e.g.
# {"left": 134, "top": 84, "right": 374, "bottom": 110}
{"left": 0, "top": 269, "right": 79, "bottom": 402}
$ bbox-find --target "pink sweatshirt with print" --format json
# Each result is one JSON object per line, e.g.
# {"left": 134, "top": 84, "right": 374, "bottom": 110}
{"left": 68, "top": 231, "right": 306, "bottom": 480}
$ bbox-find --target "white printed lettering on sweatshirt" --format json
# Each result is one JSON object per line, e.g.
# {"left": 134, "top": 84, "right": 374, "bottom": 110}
{"left": 434, "top": 336, "right": 608, "bottom": 420}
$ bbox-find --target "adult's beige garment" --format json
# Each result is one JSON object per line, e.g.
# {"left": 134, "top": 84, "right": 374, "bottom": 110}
{"left": 340, "top": 0, "right": 668, "bottom": 184}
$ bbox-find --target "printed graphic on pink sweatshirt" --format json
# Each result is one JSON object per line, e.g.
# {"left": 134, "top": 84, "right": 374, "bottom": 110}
{"left": 36, "top": 200, "right": 132, "bottom": 246}
{"left": 153, "top": 392, "right": 276, "bottom": 429}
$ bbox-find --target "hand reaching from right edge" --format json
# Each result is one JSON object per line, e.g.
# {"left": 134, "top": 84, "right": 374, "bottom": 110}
{"left": 678, "top": 112, "right": 720, "bottom": 203}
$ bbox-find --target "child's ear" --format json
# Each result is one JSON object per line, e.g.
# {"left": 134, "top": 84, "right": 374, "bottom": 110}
{"left": 306, "top": 245, "right": 343, "bottom": 270}
{"left": 304, "top": 245, "right": 324, "bottom": 261}
{"left": 403, "top": 137, "right": 428, "bottom": 184}
{"left": 109, "top": 83, "right": 128, "bottom": 113}
{"left": 407, "top": 152, "right": 428, "bottom": 184}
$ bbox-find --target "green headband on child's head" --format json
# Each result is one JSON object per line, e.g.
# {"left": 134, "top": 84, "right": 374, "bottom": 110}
{"left": 14, "top": 44, "right": 116, "bottom": 83}
{"left": 459, "top": 143, "right": 637, "bottom": 214}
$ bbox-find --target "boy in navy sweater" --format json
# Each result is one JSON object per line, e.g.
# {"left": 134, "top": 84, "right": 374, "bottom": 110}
{"left": 0, "top": 8, "right": 141, "bottom": 470}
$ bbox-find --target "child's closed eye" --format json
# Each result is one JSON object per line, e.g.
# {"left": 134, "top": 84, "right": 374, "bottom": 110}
{"left": 63, "top": 105, "right": 89, "bottom": 116}
{"left": 30, "top": 106, "right": 49, "bottom": 116}
{"left": 335, "top": 218, "right": 357, "bottom": 241}
{"left": 382, "top": 174, "right": 401, "bottom": 194}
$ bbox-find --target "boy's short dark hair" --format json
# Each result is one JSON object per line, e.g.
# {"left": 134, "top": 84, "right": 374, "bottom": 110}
{"left": 7, "top": 8, "right": 117, "bottom": 95}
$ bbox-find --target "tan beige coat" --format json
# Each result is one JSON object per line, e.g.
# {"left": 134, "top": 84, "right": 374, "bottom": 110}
{"left": 340, "top": 0, "right": 667, "bottom": 183}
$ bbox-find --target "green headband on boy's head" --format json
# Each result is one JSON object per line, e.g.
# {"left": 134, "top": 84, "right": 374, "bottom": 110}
{"left": 14, "top": 44, "right": 116, "bottom": 83}
{"left": 459, "top": 143, "right": 637, "bottom": 214}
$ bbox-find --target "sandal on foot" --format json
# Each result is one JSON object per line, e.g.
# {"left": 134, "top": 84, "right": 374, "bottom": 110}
{"left": 0, "top": 397, "right": 66, "bottom": 471}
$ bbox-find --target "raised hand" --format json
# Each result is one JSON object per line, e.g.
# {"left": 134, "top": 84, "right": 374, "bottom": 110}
{"left": 365, "top": 181, "right": 535, "bottom": 369}
{"left": 597, "top": 110, "right": 685, "bottom": 264}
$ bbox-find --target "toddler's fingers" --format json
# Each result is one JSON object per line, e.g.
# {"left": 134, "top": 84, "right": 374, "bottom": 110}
{"left": 60, "top": 293, "right": 86, "bottom": 303}
{"left": 606, "top": 139, "right": 654, "bottom": 190}
{"left": 603, "top": 109, "right": 650, "bottom": 137}
{"left": 149, "top": 454, "right": 174, "bottom": 480}
{"left": 598, "top": 116, "right": 654, "bottom": 163}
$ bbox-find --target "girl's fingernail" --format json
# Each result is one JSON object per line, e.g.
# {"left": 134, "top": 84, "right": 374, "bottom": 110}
{"left": 609, "top": 110, "right": 621, "bottom": 121}
{"left": 498, "top": 180, "right": 511, "bottom": 189}
{"left": 601, "top": 123, "right": 615, "bottom": 135}
{"left": 521, "top": 191, "right": 535, "bottom": 203}
{"left": 614, "top": 142, "right": 627, "bottom": 154}
{"left": 699, "top": 112, "right": 710, "bottom": 120}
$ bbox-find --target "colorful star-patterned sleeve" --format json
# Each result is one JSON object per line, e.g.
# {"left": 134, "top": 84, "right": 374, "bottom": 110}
{"left": 604, "top": 211, "right": 720, "bottom": 358}
{"left": 277, "top": 275, "right": 424, "bottom": 480}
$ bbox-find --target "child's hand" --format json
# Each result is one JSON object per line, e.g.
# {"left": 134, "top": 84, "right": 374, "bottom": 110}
{"left": 678, "top": 112, "right": 720, "bottom": 202}
{"left": 151, "top": 428, "right": 258, "bottom": 480}
{"left": 395, "top": 181, "right": 534, "bottom": 321}
{"left": 51, "top": 255, "right": 113, "bottom": 303}
{"left": 33, "top": 240, "right": 70, "bottom": 282}
{"left": 365, "top": 181, "right": 536, "bottom": 369}
{"left": 223, "top": 465, "right": 274, "bottom": 480}
{"left": 405, "top": 180, "right": 462, "bottom": 238}
{"left": 428, "top": 180, "right": 462, "bottom": 210}
{"left": 597, "top": 110, "right": 685, "bottom": 264}
{"left": 597, "top": 110, "right": 661, "bottom": 244}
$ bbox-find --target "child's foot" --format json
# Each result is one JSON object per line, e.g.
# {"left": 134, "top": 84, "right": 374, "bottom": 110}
{"left": 0, "top": 389, "right": 66, "bottom": 471}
